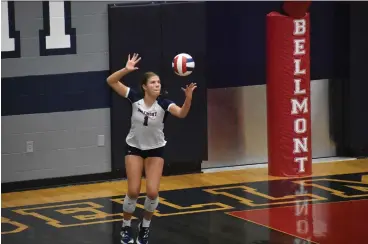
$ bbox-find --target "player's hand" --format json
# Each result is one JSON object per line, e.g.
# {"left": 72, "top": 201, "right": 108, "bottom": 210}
{"left": 181, "top": 82, "right": 197, "bottom": 100}
{"left": 125, "top": 53, "right": 141, "bottom": 71}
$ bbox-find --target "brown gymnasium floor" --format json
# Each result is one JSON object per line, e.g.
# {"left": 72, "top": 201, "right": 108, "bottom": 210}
{"left": 2, "top": 159, "right": 368, "bottom": 244}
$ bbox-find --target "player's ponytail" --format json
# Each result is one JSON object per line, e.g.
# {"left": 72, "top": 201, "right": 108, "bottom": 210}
{"left": 159, "top": 86, "right": 169, "bottom": 99}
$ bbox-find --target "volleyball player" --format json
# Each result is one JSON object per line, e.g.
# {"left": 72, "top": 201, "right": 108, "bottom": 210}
{"left": 106, "top": 53, "right": 196, "bottom": 244}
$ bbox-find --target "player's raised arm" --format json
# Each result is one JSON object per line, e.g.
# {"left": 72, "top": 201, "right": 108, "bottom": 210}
{"left": 169, "top": 82, "right": 197, "bottom": 118}
{"left": 106, "top": 53, "right": 141, "bottom": 97}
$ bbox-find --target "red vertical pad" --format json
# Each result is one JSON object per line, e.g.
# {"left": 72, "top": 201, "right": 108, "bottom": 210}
{"left": 266, "top": 12, "right": 311, "bottom": 177}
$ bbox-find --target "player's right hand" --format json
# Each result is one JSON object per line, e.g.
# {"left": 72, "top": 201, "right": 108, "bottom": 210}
{"left": 125, "top": 53, "right": 141, "bottom": 71}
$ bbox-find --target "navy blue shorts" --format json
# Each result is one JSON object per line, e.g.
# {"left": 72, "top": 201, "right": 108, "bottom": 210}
{"left": 125, "top": 144, "right": 165, "bottom": 159}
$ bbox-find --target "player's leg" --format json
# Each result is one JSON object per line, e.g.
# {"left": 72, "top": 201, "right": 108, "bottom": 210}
{"left": 143, "top": 156, "right": 163, "bottom": 224}
{"left": 136, "top": 147, "right": 164, "bottom": 244}
{"left": 121, "top": 145, "right": 144, "bottom": 244}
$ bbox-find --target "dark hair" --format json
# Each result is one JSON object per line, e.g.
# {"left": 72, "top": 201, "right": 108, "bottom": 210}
{"left": 140, "top": 71, "right": 168, "bottom": 98}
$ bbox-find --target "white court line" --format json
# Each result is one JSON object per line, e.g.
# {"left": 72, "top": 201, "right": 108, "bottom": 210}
{"left": 201, "top": 157, "right": 357, "bottom": 174}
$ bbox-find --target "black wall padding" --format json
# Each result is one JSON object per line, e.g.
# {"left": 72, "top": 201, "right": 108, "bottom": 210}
{"left": 107, "top": 2, "right": 208, "bottom": 177}
{"left": 329, "top": 2, "right": 368, "bottom": 157}
{"left": 329, "top": 2, "right": 350, "bottom": 156}
{"left": 347, "top": 2, "right": 368, "bottom": 156}
{"left": 160, "top": 2, "right": 208, "bottom": 168}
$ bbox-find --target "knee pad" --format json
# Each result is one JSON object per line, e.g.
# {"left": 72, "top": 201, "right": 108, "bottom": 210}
{"left": 123, "top": 195, "right": 137, "bottom": 213}
{"left": 144, "top": 196, "right": 159, "bottom": 213}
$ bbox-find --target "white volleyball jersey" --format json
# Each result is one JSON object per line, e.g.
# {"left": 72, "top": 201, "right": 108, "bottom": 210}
{"left": 124, "top": 87, "right": 175, "bottom": 150}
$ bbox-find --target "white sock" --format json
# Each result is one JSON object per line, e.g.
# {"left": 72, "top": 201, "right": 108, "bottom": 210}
{"left": 123, "top": 219, "right": 131, "bottom": 227}
{"left": 142, "top": 218, "right": 151, "bottom": 228}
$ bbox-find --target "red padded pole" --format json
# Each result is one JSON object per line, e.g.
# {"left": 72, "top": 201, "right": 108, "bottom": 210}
{"left": 266, "top": 7, "right": 312, "bottom": 177}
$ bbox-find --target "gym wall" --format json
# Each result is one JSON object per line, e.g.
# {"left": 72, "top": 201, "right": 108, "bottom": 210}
{"left": 1, "top": 1, "right": 358, "bottom": 185}
{"left": 1, "top": 1, "right": 116, "bottom": 183}
{"left": 203, "top": 1, "right": 340, "bottom": 168}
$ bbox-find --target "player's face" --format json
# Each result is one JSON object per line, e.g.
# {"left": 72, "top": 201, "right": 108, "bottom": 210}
{"left": 145, "top": 76, "right": 161, "bottom": 97}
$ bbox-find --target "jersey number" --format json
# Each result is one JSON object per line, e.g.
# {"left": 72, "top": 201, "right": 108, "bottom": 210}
{"left": 143, "top": 115, "right": 148, "bottom": 126}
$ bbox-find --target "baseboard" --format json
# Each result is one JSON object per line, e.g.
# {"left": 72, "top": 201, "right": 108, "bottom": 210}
{"left": 1, "top": 171, "right": 123, "bottom": 193}
{"left": 163, "top": 160, "right": 202, "bottom": 176}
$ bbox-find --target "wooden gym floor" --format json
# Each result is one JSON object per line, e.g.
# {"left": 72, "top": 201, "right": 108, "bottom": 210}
{"left": 2, "top": 159, "right": 368, "bottom": 244}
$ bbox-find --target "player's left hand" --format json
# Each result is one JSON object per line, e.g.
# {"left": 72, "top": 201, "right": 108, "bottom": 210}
{"left": 181, "top": 82, "right": 197, "bottom": 100}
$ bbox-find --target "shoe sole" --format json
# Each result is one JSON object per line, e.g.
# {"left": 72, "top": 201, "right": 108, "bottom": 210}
{"left": 136, "top": 238, "right": 146, "bottom": 244}
{"left": 121, "top": 240, "right": 134, "bottom": 244}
